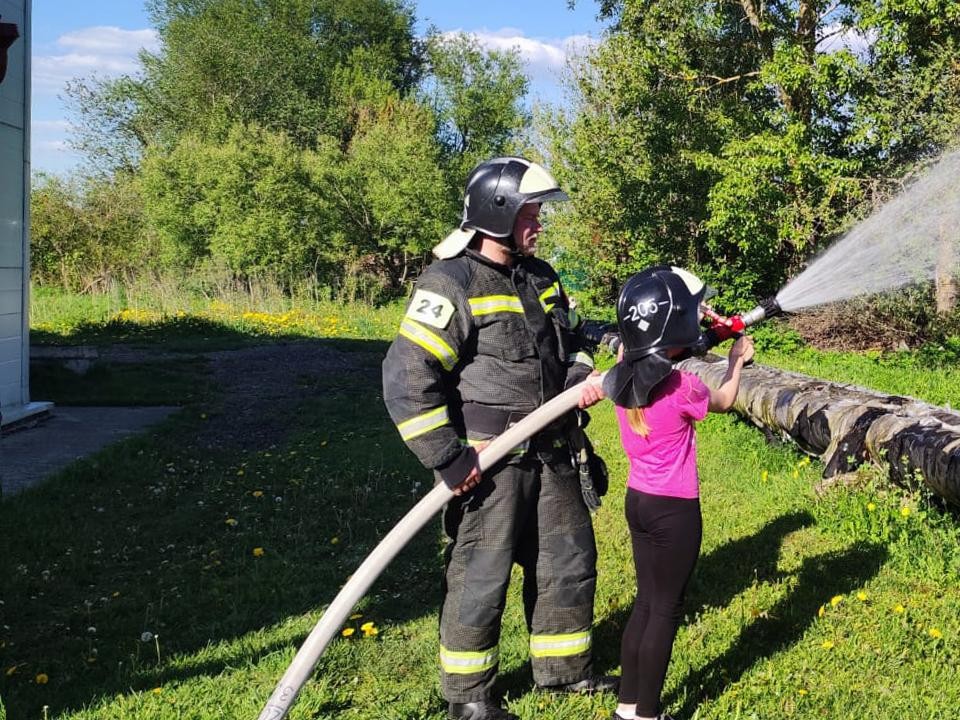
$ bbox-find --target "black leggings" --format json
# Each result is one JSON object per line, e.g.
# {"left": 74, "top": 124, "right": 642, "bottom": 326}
{"left": 619, "top": 488, "right": 702, "bottom": 716}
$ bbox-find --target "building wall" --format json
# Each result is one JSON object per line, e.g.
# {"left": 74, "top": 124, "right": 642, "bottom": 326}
{"left": 0, "top": 0, "right": 29, "bottom": 421}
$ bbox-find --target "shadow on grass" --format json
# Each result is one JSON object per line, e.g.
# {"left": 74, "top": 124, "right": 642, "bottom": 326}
{"left": 32, "top": 314, "right": 394, "bottom": 353}
{"left": 667, "top": 541, "right": 888, "bottom": 718}
{"left": 1, "top": 334, "right": 437, "bottom": 718}
{"left": 581, "top": 510, "right": 816, "bottom": 684}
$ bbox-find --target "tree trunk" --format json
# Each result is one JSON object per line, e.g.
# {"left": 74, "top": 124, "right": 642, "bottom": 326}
{"left": 680, "top": 355, "right": 960, "bottom": 507}
{"left": 935, "top": 220, "right": 956, "bottom": 313}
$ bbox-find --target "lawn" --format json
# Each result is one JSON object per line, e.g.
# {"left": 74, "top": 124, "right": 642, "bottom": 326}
{"left": 1, "top": 296, "right": 958, "bottom": 719}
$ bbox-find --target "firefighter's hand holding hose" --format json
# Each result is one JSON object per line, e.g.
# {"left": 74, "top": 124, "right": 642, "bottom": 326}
{"left": 452, "top": 374, "right": 605, "bottom": 496}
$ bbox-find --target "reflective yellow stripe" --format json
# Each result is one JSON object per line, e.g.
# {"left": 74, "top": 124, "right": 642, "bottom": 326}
{"left": 398, "top": 318, "right": 458, "bottom": 370}
{"left": 567, "top": 352, "right": 594, "bottom": 369}
{"left": 398, "top": 406, "right": 450, "bottom": 441}
{"left": 439, "top": 645, "right": 499, "bottom": 675}
{"left": 469, "top": 295, "right": 524, "bottom": 316}
{"left": 529, "top": 630, "right": 591, "bottom": 658}
{"left": 539, "top": 282, "right": 561, "bottom": 313}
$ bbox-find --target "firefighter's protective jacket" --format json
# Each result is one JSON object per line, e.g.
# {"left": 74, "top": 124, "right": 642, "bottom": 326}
{"left": 382, "top": 249, "right": 594, "bottom": 487}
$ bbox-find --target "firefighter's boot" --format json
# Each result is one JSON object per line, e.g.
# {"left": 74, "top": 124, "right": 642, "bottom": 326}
{"left": 448, "top": 700, "right": 519, "bottom": 720}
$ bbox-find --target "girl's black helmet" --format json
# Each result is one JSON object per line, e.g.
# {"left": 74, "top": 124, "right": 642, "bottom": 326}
{"left": 616, "top": 265, "right": 706, "bottom": 360}
{"left": 603, "top": 266, "right": 707, "bottom": 408}
{"left": 433, "top": 157, "right": 568, "bottom": 258}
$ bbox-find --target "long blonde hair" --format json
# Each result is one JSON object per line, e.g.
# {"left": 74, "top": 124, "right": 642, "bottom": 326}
{"left": 626, "top": 407, "right": 650, "bottom": 437}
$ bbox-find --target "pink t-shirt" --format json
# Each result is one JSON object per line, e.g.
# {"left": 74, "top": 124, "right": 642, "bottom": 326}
{"left": 614, "top": 370, "right": 711, "bottom": 499}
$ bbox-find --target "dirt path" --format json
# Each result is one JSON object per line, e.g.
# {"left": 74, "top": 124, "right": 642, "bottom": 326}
{"left": 103, "top": 340, "right": 383, "bottom": 447}
{"left": 4, "top": 341, "right": 385, "bottom": 494}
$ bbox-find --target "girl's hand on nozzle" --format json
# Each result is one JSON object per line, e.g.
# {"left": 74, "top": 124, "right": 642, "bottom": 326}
{"left": 729, "top": 335, "right": 754, "bottom": 366}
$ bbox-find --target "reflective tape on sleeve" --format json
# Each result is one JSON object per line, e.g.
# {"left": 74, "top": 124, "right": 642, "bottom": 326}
{"left": 567, "top": 352, "right": 594, "bottom": 369}
{"left": 439, "top": 644, "right": 499, "bottom": 675}
{"left": 398, "top": 318, "right": 459, "bottom": 370}
{"left": 529, "top": 630, "right": 591, "bottom": 658}
{"left": 468, "top": 295, "right": 524, "bottom": 316}
{"left": 397, "top": 406, "right": 450, "bottom": 441}
{"left": 539, "top": 282, "right": 561, "bottom": 313}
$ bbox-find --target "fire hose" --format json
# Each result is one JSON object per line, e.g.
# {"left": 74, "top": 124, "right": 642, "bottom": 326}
{"left": 256, "top": 374, "right": 606, "bottom": 720}
{"left": 257, "top": 296, "right": 783, "bottom": 719}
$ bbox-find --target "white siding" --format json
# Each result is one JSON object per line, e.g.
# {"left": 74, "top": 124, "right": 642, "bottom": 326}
{"left": 0, "top": 0, "right": 29, "bottom": 422}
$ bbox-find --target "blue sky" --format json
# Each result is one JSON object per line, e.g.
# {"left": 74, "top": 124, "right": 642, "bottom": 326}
{"left": 30, "top": 1, "right": 610, "bottom": 175}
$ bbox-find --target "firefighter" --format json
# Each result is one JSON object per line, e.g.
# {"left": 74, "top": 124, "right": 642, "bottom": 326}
{"left": 382, "top": 157, "right": 616, "bottom": 719}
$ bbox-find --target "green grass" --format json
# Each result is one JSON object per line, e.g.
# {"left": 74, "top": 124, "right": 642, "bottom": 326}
{"left": 3, "top": 296, "right": 959, "bottom": 719}
{"left": 30, "top": 286, "right": 405, "bottom": 350}
{"left": 761, "top": 347, "right": 960, "bottom": 408}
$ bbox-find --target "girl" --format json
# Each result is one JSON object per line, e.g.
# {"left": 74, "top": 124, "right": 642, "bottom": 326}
{"left": 602, "top": 266, "right": 754, "bottom": 720}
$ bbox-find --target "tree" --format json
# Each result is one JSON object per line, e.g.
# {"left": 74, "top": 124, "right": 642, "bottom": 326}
{"left": 424, "top": 32, "right": 531, "bottom": 182}
{"left": 66, "top": 0, "right": 422, "bottom": 170}
{"left": 31, "top": 173, "right": 147, "bottom": 290}
{"left": 550, "top": 0, "right": 960, "bottom": 309}
{"left": 140, "top": 124, "right": 332, "bottom": 279}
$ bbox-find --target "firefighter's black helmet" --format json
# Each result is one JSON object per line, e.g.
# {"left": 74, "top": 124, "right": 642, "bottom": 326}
{"left": 433, "top": 157, "right": 569, "bottom": 258}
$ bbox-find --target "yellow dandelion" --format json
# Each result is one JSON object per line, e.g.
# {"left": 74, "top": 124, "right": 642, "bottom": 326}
{"left": 360, "top": 621, "right": 375, "bottom": 631}
{"left": 857, "top": 591, "right": 868, "bottom": 602}
{"left": 821, "top": 640, "right": 834, "bottom": 650}
{"left": 252, "top": 547, "right": 265, "bottom": 557}
{"left": 792, "top": 469, "right": 799, "bottom": 479}
{"left": 152, "top": 687, "right": 163, "bottom": 694}
{"left": 900, "top": 506, "right": 911, "bottom": 517}
{"left": 341, "top": 628, "right": 355, "bottom": 637}
{"left": 252, "top": 490, "right": 264, "bottom": 498}
{"left": 225, "top": 518, "right": 238, "bottom": 527}
{"left": 331, "top": 537, "right": 340, "bottom": 545}
{"left": 761, "top": 470, "right": 768, "bottom": 482}
{"left": 830, "top": 595, "right": 843, "bottom": 607}
{"left": 362, "top": 626, "right": 379, "bottom": 638}
{"left": 798, "top": 688, "right": 809, "bottom": 696}
{"left": 893, "top": 604, "right": 905, "bottom": 615}
{"left": 36, "top": 673, "right": 49, "bottom": 684}
{"left": 929, "top": 628, "right": 943, "bottom": 639}
{"left": 817, "top": 605, "right": 825, "bottom": 618}
{"left": 866, "top": 502, "right": 876, "bottom": 511}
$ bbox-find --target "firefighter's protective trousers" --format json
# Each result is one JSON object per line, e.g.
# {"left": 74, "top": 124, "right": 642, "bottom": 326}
{"left": 440, "top": 438, "right": 597, "bottom": 700}
{"left": 382, "top": 249, "right": 598, "bottom": 702}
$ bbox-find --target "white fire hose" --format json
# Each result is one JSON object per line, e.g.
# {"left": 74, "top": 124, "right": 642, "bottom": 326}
{"left": 257, "top": 373, "right": 605, "bottom": 720}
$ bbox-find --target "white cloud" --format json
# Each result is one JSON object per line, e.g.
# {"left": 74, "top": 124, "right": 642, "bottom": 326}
{"left": 445, "top": 28, "right": 597, "bottom": 70}
{"left": 439, "top": 29, "right": 599, "bottom": 102}
{"left": 31, "top": 119, "right": 72, "bottom": 133}
{"left": 818, "top": 24, "right": 875, "bottom": 58}
{"left": 32, "top": 26, "right": 159, "bottom": 94}
{"left": 35, "top": 139, "right": 70, "bottom": 152}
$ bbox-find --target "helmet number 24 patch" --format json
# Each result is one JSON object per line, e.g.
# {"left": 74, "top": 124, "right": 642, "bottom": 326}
{"left": 406, "top": 289, "right": 456, "bottom": 329}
